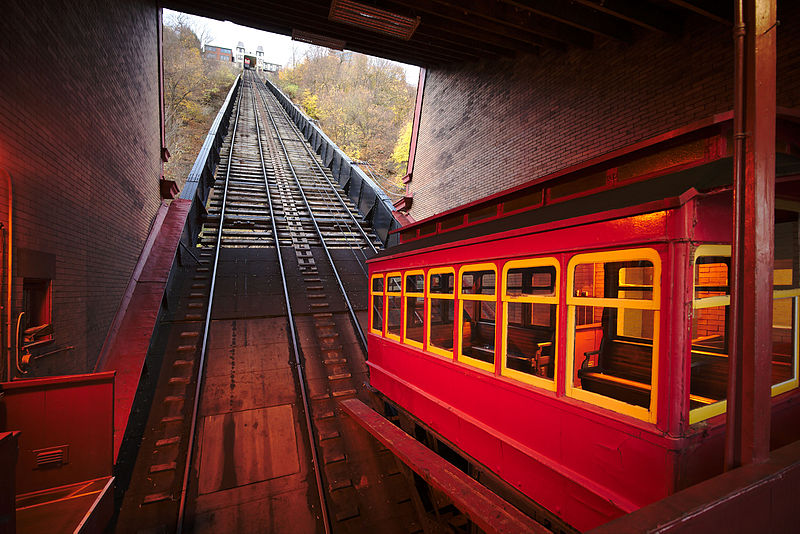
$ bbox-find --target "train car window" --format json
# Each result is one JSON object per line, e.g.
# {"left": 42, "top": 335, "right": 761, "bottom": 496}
{"left": 427, "top": 268, "right": 455, "bottom": 358}
{"left": 500, "top": 259, "right": 559, "bottom": 391}
{"left": 691, "top": 219, "right": 800, "bottom": 423}
{"left": 370, "top": 275, "right": 385, "bottom": 335}
{"left": 458, "top": 264, "right": 498, "bottom": 373}
{"left": 404, "top": 272, "right": 425, "bottom": 349}
{"left": 386, "top": 273, "right": 403, "bottom": 341}
{"left": 567, "top": 249, "right": 661, "bottom": 424}
{"left": 773, "top": 212, "right": 800, "bottom": 397}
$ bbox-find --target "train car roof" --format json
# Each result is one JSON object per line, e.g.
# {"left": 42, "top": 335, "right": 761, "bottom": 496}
{"left": 375, "top": 112, "right": 800, "bottom": 261}
{"left": 373, "top": 152, "right": 800, "bottom": 261}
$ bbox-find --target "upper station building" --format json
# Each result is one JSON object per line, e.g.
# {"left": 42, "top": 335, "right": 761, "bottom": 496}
{"left": 234, "top": 41, "right": 268, "bottom": 71}
{"left": 203, "top": 44, "right": 233, "bottom": 62}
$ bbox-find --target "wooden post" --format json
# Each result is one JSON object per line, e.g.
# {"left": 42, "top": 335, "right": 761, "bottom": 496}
{"left": 726, "top": 0, "right": 777, "bottom": 469}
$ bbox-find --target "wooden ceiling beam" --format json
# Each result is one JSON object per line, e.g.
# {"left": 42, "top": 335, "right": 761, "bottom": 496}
{"left": 210, "top": 0, "right": 483, "bottom": 61}
{"left": 245, "top": 0, "right": 508, "bottom": 58}
{"left": 667, "top": 0, "right": 733, "bottom": 25}
{"left": 375, "top": 0, "right": 561, "bottom": 52}
{"left": 571, "top": 0, "right": 683, "bottom": 34}
{"left": 422, "top": 0, "right": 594, "bottom": 48}
{"left": 165, "top": 1, "right": 473, "bottom": 65}
{"left": 499, "top": 0, "right": 634, "bottom": 42}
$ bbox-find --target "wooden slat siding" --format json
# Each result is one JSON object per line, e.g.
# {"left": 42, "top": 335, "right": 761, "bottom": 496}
{"left": 690, "top": 352, "right": 728, "bottom": 400}
{"left": 506, "top": 325, "right": 555, "bottom": 375}
{"left": 601, "top": 340, "right": 653, "bottom": 383}
{"left": 474, "top": 322, "right": 496, "bottom": 348}
{"left": 339, "top": 398, "right": 550, "bottom": 534}
{"left": 579, "top": 340, "right": 653, "bottom": 407}
{"left": 429, "top": 323, "right": 454, "bottom": 349}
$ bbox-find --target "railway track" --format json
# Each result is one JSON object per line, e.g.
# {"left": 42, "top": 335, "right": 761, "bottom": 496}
{"left": 115, "top": 71, "right": 420, "bottom": 534}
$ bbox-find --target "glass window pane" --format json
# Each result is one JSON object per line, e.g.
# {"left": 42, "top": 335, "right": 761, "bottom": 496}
{"left": 775, "top": 212, "right": 799, "bottom": 290}
{"left": 479, "top": 300, "right": 496, "bottom": 321}
{"left": 695, "top": 258, "right": 729, "bottom": 296}
{"left": 691, "top": 291, "right": 729, "bottom": 407}
{"left": 692, "top": 306, "right": 728, "bottom": 353}
{"left": 429, "top": 299, "right": 454, "bottom": 351}
{"left": 371, "top": 295, "right": 383, "bottom": 333}
{"left": 462, "top": 269, "right": 495, "bottom": 296}
{"left": 387, "top": 276, "right": 402, "bottom": 293}
{"left": 574, "top": 263, "right": 604, "bottom": 299}
{"left": 506, "top": 302, "right": 555, "bottom": 379}
{"left": 617, "top": 308, "right": 655, "bottom": 340}
{"left": 406, "top": 274, "right": 424, "bottom": 293}
{"left": 772, "top": 297, "right": 796, "bottom": 386}
{"left": 430, "top": 272, "right": 454, "bottom": 295}
{"left": 372, "top": 277, "right": 384, "bottom": 292}
{"left": 387, "top": 296, "right": 402, "bottom": 336}
{"left": 406, "top": 296, "right": 424, "bottom": 344}
{"left": 573, "top": 305, "right": 653, "bottom": 408}
{"left": 462, "top": 300, "right": 495, "bottom": 364}
{"left": 505, "top": 266, "right": 556, "bottom": 298}
{"left": 575, "top": 261, "right": 653, "bottom": 300}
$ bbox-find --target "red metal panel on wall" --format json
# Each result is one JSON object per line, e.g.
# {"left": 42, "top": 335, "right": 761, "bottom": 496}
{"left": 0, "top": 372, "right": 114, "bottom": 495}
{"left": 0, "top": 432, "right": 18, "bottom": 534}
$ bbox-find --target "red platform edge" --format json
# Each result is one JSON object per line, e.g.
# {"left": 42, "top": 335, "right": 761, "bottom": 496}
{"left": 95, "top": 199, "right": 192, "bottom": 460}
{"left": 589, "top": 439, "right": 800, "bottom": 533}
{"left": 339, "top": 398, "right": 550, "bottom": 534}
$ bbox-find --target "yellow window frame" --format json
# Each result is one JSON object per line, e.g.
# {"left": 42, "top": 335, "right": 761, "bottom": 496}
{"left": 500, "top": 258, "right": 560, "bottom": 391}
{"left": 566, "top": 248, "right": 661, "bottom": 424}
{"left": 690, "top": 245, "right": 800, "bottom": 424}
{"left": 457, "top": 263, "right": 498, "bottom": 373}
{"left": 427, "top": 267, "right": 456, "bottom": 359}
{"left": 369, "top": 273, "right": 385, "bottom": 335}
{"left": 385, "top": 271, "right": 403, "bottom": 342}
{"left": 403, "top": 270, "right": 425, "bottom": 349}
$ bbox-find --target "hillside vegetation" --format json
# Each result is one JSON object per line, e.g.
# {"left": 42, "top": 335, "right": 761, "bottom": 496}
{"left": 162, "top": 15, "right": 237, "bottom": 188}
{"left": 275, "top": 49, "right": 416, "bottom": 199}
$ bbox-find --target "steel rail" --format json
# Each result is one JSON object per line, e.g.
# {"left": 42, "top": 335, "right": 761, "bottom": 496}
{"left": 255, "top": 78, "right": 369, "bottom": 352}
{"left": 175, "top": 76, "right": 245, "bottom": 534}
{"left": 255, "top": 75, "right": 379, "bottom": 256}
{"left": 255, "top": 84, "right": 374, "bottom": 278}
{"left": 249, "top": 74, "right": 332, "bottom": 533}
{"left": 253, "top": 78, "right": 374, "bottom": 283}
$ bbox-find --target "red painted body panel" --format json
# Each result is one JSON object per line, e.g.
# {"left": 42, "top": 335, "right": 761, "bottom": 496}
{"left": 368, "top": 189, "right": 800, "bottom": 530}
{"left": 0, "top": 372, "right": 114, "bottom": 495}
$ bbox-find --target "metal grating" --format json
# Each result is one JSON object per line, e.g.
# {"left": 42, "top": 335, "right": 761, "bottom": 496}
{"left": 329, "top": 0, "right": 421, "bottom": 41}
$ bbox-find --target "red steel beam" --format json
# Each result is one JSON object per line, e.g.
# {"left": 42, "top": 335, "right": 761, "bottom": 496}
{"left": 726, "top": 0, "right": 777, "bottom": 469}
{"left": 339, "top": 398, "right": 550, "bottom": 534}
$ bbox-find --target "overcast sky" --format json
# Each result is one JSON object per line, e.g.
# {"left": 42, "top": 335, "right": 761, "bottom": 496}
{"left": 164, "top": 9, "right": 420, "bottom": 85}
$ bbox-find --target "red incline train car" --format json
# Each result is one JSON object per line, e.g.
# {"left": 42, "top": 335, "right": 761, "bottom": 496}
{"left": 366, "top": 113, "right": 800, "bottom": 531}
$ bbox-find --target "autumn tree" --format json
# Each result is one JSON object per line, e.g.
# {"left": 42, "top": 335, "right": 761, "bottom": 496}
{"left": 162, "top": 13, "right": 237, "bottom": 187}
{"left": 275, "top": 49, "right": 415, "bottom": 198}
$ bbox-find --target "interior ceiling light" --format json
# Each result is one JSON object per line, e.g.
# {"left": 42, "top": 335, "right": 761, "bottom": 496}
{"left": 291, "top": 29, "right": 346, "bottom": 50}
{"left": 329, "top": 0, "right": 420, "bottom": 41}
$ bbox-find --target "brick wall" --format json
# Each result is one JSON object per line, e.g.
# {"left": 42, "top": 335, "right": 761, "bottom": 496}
{"left": 410, "top": 5, "right": 800, "bottom": 221}
{"left": 0, "top": 0, "right": 162, "bottom": 378}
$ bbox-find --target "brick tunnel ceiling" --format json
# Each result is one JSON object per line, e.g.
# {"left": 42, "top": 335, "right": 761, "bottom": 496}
{"left": 162, "top": 0, "right": 734, "bottom": 67}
